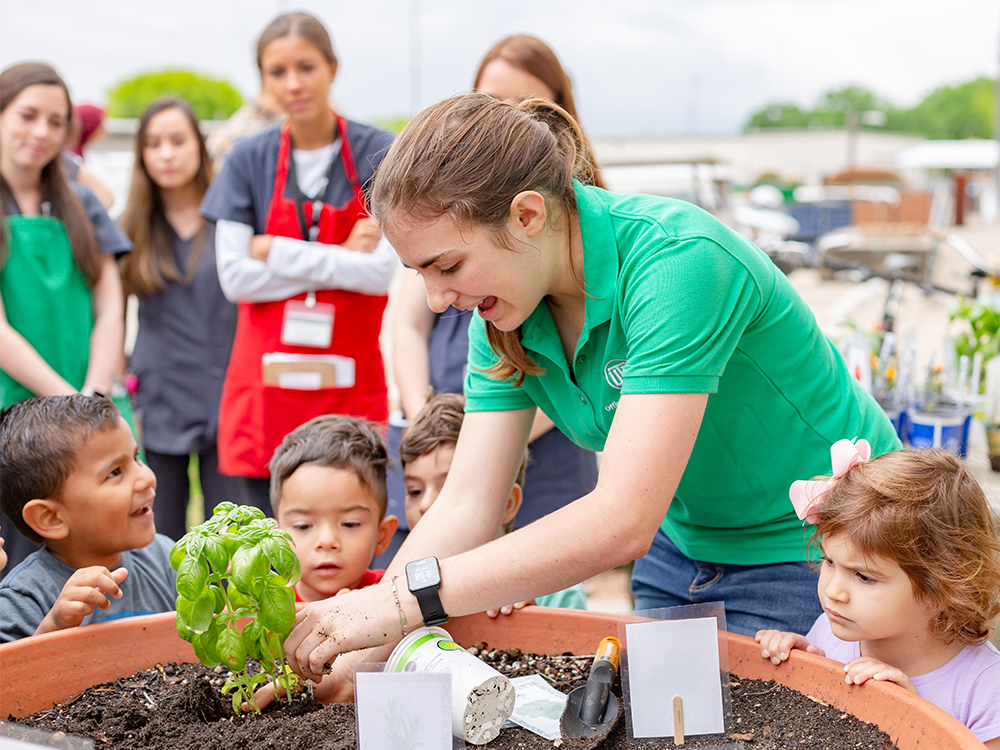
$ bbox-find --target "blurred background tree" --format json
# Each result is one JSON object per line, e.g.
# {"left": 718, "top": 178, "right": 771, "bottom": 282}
{"left": 107, "top": 69, "right": 243, "bottom": 120}
{"left": 745, "top": 76, "right": 996, "bottom": 139}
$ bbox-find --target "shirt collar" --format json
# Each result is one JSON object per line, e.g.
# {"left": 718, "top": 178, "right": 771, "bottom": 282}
{"left": 519, "top": 181, "right": 619, "bottom": 359}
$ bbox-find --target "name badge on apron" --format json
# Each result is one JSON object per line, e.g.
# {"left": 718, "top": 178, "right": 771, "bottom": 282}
{"left": 280, "top": 295, "right": 334, "bottom": 348}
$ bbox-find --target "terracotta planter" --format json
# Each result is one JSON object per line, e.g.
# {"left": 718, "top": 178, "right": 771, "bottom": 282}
{"left": 0, "top": 608, "right": 982, "bottom": 749}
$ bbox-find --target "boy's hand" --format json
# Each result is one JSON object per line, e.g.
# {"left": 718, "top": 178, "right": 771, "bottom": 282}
{"left": 843, "top": 656, "right": 916, "bottom": 693}
{"left": 35, "top": 567, "right": 129, "bottom": 635}
{"left": 486, "top": 599, "right": 534, "bottom": 618}
{"left": 341, "top": 219, "right": 381, "bottom": 254}
{"left": 754, "top": 629, "right": 824, "bottom": 665}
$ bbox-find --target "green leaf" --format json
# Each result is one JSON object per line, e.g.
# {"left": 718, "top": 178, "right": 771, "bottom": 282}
{"left": 189, "top": 588, "right": 216, "bottom": 633}
{"left": 230, "top": 544, "right": 264, "bottom": 592}
{"left": 240, "top": 620, "right": 266, "bottom": 662}
{"left": 169, "top": 538, "right": 188, "bottom": 570}
{"left": 203, "top": 535, "right": 230, "bottom": 574}
{"left": 192, "top": 630, "right": 222, "bottom": 667}
{"left": 257, "top": 574, "right": 296, "bottom": 635}
{"left": 186, "top": 534, "right": 205, "bottom": 561}
{"left": 226, "top": 582, "right": 252, "bottom": 613}
{"left": 261, "top": 537, "right": 299, "bottom": 582}
{"left": 176, "top": 555, "right": 209, "bottom": 601}
{"left": 218, "top": 625, "right": 248, "bottom": 671}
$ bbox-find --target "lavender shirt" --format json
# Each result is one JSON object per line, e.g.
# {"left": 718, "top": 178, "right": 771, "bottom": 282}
{"left": 808, "top": 615, "right": 1000, "bottom": 743}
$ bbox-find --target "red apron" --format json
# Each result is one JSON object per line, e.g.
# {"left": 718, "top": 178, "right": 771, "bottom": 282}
{"left": 218, "top": 118, "right": 389, "bottom": 477}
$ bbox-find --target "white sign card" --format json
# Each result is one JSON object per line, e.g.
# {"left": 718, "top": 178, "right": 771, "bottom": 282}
{"left": 355, "top": 672, "right": 452, "bottom": 750}
{"left": 624, "top": 616, "right": 725, "bottom": 738}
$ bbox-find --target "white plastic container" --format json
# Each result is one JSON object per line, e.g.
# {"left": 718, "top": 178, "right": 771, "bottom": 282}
{"left": 386, "top": 626, "right": 515, "bottom": 744}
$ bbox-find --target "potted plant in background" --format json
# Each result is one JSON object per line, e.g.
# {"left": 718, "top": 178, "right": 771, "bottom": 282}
{"left": 951, "top": 298, "right": 1000, "bottom": 469}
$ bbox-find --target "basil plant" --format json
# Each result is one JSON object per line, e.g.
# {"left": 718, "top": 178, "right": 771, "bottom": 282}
{"left": 170, "top": 502, "right": 302, "bottom": 713}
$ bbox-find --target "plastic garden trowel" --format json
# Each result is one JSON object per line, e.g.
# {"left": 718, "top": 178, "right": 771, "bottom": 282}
{"left": 560, "top": 636, "right": 622, "bottom": 741}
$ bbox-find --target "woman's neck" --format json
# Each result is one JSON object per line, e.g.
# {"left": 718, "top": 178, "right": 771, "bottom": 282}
{"left": 289, "top": 107, "right": 337, "bottom": 150}
{"left": 860, "top": 630, "right": 966, "bottom": 679}
{"left": 159, "top": 182, "right": 203, "bottom": 239}
{"left": 1, "top": 156, "right": 44, "bottom": 213}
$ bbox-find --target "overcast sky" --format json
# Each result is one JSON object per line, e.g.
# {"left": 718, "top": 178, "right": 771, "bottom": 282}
{"left": 3, "top": 0, "right": 998, "bottom": 137}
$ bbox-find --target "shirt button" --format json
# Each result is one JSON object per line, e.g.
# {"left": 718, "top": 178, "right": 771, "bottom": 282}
{"left": 576, "top": 355, "right": 587, "bottom": 365}
{"left": 579, "top": 396, "right": 587, "bottom": 404}
{"left": 210, "top": 367, "right": 225, "bottom": 378}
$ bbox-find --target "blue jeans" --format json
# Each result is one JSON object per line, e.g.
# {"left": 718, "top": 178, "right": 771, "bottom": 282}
{"left": 631, "top": 528, "right": 822, "bottom": 637}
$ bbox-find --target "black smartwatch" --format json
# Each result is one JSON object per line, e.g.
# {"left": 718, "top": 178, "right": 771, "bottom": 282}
{"left": 405, "top": 556, "right": 448, "bottom": 626}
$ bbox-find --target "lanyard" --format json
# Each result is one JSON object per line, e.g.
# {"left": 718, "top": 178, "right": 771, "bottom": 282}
{"left": 286, "top": 134, "right": 340, "bottom": 243}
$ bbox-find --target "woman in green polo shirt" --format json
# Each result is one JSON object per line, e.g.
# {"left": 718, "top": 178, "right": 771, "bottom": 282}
{"left": 282, "top": 93, "right": 900, "bottom": 689}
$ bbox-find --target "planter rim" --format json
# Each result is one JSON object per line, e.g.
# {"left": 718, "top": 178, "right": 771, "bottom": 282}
{"left": 0, "top": 608, "right": 983, "bottom": 750}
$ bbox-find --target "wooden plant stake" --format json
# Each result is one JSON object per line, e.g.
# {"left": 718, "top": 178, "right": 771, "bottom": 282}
{"left": 673, "top": 695, "right": 684, "bottom": 745}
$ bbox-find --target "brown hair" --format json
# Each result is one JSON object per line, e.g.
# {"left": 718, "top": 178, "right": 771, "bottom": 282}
{"left": 473, "top": 34, "right": 604, "bottom": 189}
{"left": 399, "top": 393, "right": 527, "bottom": 532}
{"left": 256, "top": 12, "right": 337, "bottom": 71}
{"left": 0, "top": 395, "right": 121, "bottom": 543}
{"left": 0, "top": 63, "right": 102, "bottom": 286}
{"left": 268, "top": 414, "right": 388, "bottom": 517}
{"left": 370, "top": 93, "right": 598, "bottom": 385}
{"left": 119, "top": 97, "right": 213, "bottom": 297}
{"left": 812, "top": 448, "right": 1000, "bottom": 645}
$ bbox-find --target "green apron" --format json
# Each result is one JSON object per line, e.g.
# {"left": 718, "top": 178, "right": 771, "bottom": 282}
{"left": 1, "top": 214, "right": 92, "bottom": 408}
{"left": 0, "top": 214, "right": 138, "bottom": 441}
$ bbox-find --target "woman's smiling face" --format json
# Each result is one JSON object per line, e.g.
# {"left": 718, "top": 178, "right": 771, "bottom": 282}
{"left": 387, "top": 213, "right": 553, "bottom": 332}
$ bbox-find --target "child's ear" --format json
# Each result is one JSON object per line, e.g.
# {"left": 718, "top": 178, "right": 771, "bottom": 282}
{"left": 374, "top": 514, "right": 399, "bottom": 556}
{"left": 501, "top": 484, "right": 523, "bottom": 527}
{"left": 21, "top": 499, "right": 69, "bottom": 541}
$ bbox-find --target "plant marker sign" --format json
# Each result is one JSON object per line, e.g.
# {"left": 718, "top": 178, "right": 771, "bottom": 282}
{"left": 355, "top": 672, "right": 452, "bottom": 749}
{"left": 624, "top": 616, "right": 726, "bottom": 739}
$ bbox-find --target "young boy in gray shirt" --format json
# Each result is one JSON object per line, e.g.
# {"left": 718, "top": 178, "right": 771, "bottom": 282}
{"left": 0, "top": 395, "right": 176, "bottom": 642}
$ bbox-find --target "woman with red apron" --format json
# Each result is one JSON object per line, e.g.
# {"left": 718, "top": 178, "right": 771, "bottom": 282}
{"left": 200, "top": 12, "right": 396, "bottom": 510}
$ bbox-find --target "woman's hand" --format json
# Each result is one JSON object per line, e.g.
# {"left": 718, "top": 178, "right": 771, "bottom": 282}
{"left": 755, "top": 629, "right": 824, "bottom": 665}
{"left": 341, "top": 218, "right": 381, "bottom": 254}
{"left": 843, "top": 656, "right": 916, "bottom": 693}
{"left": 250, "top": 234, "right": 275, "bottom": 261}
{"left": 284, "top": 584, "right": 401, "bottom": 684}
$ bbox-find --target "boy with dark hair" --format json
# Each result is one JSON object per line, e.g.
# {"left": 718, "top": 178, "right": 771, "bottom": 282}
{"left": 400, "top": 393, "right": 586, "bottom": 610}
{"left": 0, "top": 395, "right": 176, "bottom": 642}
{"left": 270, "top": 414, "right": 397, "bottom": 603}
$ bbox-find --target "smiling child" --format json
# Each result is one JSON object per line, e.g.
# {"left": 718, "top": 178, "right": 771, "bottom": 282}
{"left": 0, "top": 395, "right": 176, "bottom": 642}
{"left": 269, "top": 415, "right": 397, "bottom": 603}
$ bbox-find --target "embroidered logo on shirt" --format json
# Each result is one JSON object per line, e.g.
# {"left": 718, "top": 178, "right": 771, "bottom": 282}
{"left": 604, "top": 359, "right": 626, "bottom": 389}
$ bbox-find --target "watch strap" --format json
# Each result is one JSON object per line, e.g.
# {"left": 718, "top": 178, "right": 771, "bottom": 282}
{"left": 413, "top": 585, "right": 448, "bottom": 626}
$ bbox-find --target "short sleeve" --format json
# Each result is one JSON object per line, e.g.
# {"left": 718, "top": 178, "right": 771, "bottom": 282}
{"left": 72, "top": 183, "right": 132, "bottom": 257}
{"left": 200, "top": 137, "right": 259, "bottom": 227}
{"left": 619, "top": 235, "right": 762, "bottom": 395}
{"left": 463, "top": 313, "right": 536, "bottom": 413}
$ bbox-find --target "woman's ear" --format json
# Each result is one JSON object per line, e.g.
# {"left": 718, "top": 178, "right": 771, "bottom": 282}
{"left": 21, "top": 499, "right": 69, "bottom": 541}
{"left": 373, "top": 514, "right": 399, "bottom": 556}
{"left": 501, "top": 483, "right": 524, "bottom": 527}
{"left": 508, "top": 191, "right": 548, "bottom": 237}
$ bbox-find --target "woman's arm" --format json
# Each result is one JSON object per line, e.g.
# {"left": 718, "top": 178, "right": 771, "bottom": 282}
{"left": 392, "top": 271, "right": 436, "bottom": 420}
{"left": 215, "top": 220, "right": 397, "bottom": 303}
{"left": 0, "top": 293, "right": 77, "bottom": 397}
{"left": 285, "top": 391, "right": 707, "bottom": 681}
{"left": 81, "top": 254, "right": 125, "bottom": 396}
{"left": 74, "top": 164, "right": 115, "bottom": 210}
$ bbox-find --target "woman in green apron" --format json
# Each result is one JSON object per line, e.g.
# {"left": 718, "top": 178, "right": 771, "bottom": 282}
{"left": 0, "top": 63, "right": 132, "bottom": 573}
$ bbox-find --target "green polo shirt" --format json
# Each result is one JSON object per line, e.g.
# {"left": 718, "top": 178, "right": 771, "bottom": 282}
{"left": 464, "top": 184, "right": 901, "bottom": 565}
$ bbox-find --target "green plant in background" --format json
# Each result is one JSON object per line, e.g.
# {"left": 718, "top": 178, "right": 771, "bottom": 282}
{"left": 107, "top": 69, "right": 243, "bottom": 121}
{"left": 171, "top": 502, "right": 301, "bottom": 713}
{"left": 951, "top": 297, "right": 1000, "bottom": 391}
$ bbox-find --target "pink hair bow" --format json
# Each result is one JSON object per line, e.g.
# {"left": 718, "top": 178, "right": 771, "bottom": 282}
{"left": 789, "top": 438, "right": 871, "bottom": 524}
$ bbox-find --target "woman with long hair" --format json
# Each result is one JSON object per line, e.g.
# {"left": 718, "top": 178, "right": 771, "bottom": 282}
{"left": 200, "top": 12, "right": 396, "bottom": 512}
{"left": 0, "top": 62, "right": 131, "bottom": 572}
{"left": 119, "top": 97, "right": 248, "bottom": 542}
{"left": 385, "top": 35, "right": 599, "bottom": 564}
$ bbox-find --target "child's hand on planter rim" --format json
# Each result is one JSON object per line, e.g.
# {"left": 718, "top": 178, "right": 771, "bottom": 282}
{"left": 755, "top": 628, "right": 824, "bottom": 665}
{"left": 843, "top": 656, "right": 917, "bottom": 693}
{"left": 35, "top": 566, "right": 128, "bottom": 635}
{"left": 486, "top": 599, "right": 535, "bottom": 618}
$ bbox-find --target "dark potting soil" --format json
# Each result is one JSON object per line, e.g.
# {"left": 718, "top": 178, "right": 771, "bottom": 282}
{"left": 9, "top": 645, "right": 897, "bottom": 750}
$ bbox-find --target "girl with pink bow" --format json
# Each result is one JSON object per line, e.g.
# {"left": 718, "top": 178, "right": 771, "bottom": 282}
{"left": 758, "top": 442, "right": 1000, "bottom": 748}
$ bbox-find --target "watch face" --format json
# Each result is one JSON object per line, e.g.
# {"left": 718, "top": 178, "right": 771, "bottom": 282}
{"left": 406, "top": 557, "right": 441, "bottom": 590}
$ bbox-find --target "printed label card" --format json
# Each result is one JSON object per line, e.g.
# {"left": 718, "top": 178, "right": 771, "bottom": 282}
{"left": 355, "top": 671, "right": 452, "bottom": 750}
